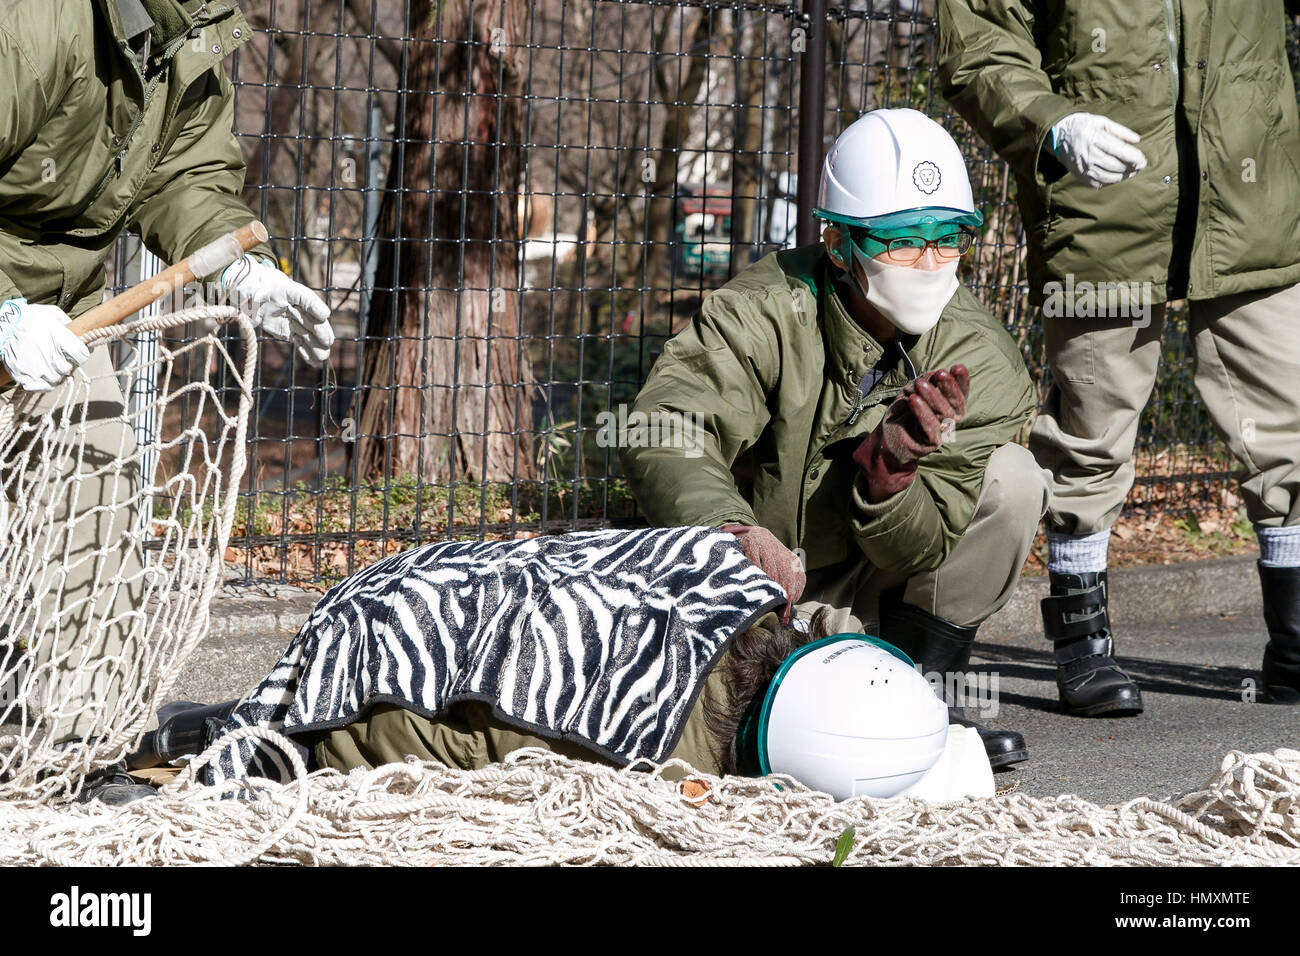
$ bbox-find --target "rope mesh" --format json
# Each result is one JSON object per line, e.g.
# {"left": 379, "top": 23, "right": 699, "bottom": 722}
{"left": 0, "top": 307, "right": 255, "bottom": 802}
{"left": 0, "top": 732, "right": 1296, "bottom": 866}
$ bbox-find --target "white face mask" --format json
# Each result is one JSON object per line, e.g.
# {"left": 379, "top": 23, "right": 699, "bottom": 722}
{"left": 845, "top": 242, "right": 959, "bottom": 336}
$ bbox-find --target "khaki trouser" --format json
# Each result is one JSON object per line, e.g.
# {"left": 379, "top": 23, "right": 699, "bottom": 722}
{"left": 797, "top": 442, "right": 1051, "bottom": 631}
{"left": 1, "top": 347, "right": 145, "bottom": 743}
{"left": 313, "top": 649, "right": 734, "bottom": 776}
{"left": 312, "top": 701, "right": 605, "bottom": 774}
{"left": 1030, "top": 282, "right": 1300, "bottom": 534}
{"left": 312, "top": 680, "right": 725, "bottom": 779}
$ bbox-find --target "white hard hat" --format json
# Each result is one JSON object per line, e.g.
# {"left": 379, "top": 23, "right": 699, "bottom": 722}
{"left": 735, "top": 634, "right": 950, "bottom": 800}
{"left": 815, "top": 107, "right": 982, "bottom": 231}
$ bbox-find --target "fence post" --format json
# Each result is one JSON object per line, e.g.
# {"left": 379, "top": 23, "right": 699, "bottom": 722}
{"left": 359, "top": 103, "right": 383, "bottom": 342}
{"left": 796, "top": 0, "right": 827, "bottom": 247}
{"left": 123, "top": 235, "right": 162, "bottom": 551}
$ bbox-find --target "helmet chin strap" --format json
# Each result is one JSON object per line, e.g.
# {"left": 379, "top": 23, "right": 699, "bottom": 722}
{"left": 833, "top": 236, "right": 871, "bottom": 302}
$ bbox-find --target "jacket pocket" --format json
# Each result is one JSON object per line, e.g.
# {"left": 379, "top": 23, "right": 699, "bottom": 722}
{"left": 1263, "top": 80, "right": 1300, "bottom": 185}
{"left": 1042, "top": 322, "right": 1094, "bottom": 386}
{"left": 1205, "top": 70, "right": 1300, "bottom": 280}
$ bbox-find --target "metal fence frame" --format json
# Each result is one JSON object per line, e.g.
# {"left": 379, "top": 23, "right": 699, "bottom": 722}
{"left": 104, "top": 0, "right": 1270, "bottom": 585}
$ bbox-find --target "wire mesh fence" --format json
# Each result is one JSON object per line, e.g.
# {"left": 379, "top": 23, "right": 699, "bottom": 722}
{"left": 102, "top": 0, "right": 1287, "bottom": 585}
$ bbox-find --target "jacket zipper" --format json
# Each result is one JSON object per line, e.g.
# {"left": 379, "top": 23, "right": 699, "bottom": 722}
{"left": 844, "top": 384, "right": 907, "bottom": 428}
{"left": 843, "top": 341, "right": 918, "bottom": 427}
{"left": 845, "top": 392, "right": 868, "bottom": 427}
{"left": 1161, "top": 0, "right": 1181, "bottom": 107}
{"left": 80, "top": 31, "right": 195, "bottom": 209}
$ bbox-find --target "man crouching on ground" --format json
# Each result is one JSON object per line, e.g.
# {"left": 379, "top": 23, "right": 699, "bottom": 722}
{"left": 622, "top": 108, "right": 1050, "bottom": 769}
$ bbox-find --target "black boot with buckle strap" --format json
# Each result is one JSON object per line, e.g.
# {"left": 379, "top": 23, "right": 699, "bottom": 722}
{"left": 878, "top": 589, "right": 1028, "bottom": 769}
{"left": 1256, "top": 563, "right": 1300, "bottom": 704}
{"left": 1041, "top": 571, "right": 1143, "bottom": 716}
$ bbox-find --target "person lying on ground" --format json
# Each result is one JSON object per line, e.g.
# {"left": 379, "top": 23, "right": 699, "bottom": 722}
{"left": 132, "top": 526, "right": 993, "bottom": 801}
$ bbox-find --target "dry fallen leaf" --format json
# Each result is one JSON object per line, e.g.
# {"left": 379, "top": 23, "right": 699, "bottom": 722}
{"left": 680, "top": 779, "right": 711, "bottom": 807}
{"left": 128, "top": 766, "right": 183, "bottom": 786}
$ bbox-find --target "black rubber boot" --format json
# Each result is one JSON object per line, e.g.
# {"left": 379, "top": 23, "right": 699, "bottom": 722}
{"left": 1256, "top": 563, "right": 1300, "bottom": 704}
{"left": 51, "top": 740, "right": 155, "bottom": 806}
{"left": 76, "top": 764, "right": 157, "bottom": 806}
{"left": 1041, "top": 571, "right": 1143, "bottom": 716}
{"left": 878, "top": 591, "right": 1028, "bottom": 769}
{"left": 126, "top": 699, "right": 240, "bottom": 771}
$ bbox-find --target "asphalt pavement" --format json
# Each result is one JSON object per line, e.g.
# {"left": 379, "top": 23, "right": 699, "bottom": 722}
{"left": 974, "top": 610, "right": 1299, "bottom": 804}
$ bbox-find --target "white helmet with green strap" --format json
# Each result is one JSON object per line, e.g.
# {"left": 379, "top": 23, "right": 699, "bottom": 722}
{"left": 733, "top": 633, "right": 950, "bottom": 799}
{"left": 816, "top": 107, "right": 983, "bottom": 234}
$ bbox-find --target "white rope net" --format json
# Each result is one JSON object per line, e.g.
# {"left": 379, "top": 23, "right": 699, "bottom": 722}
{"left": 0, "top": 730, "right": 1295, "bottom": 866}
{"left": 0, "top": 306, "right": 254, "bottom": 802}
{"left": 1, "top": 306, "right": 1298, "bottom": 865}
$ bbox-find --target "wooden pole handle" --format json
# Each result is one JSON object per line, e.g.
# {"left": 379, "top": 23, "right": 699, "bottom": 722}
{"left": 0, "top": 221, "right": 268, "bottom": 390}
{"left": 68, "top": 220, "right": 270, "bottom": 337}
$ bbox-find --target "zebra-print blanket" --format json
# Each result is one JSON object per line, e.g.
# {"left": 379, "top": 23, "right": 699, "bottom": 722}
{"left": 203, "top": 526, "right": 787, "bottom": 784}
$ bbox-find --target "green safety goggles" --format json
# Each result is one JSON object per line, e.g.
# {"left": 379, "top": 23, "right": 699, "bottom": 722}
{"left": 818, "top": 206, "right": 983, "bottom": 264}
{"left": 847, "top": 225, "right": 976, "bottom": 264}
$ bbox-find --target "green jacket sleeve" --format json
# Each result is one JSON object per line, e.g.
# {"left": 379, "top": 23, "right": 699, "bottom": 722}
{"left": 621, "top": 289, "right": 778, "bottom": 529}
{"left": 0, "top": 22, "right": 55, "bottom": 302}
{"left": 848, "top": 333, "right": 1036, "bottom": 578}
{"left": 0, "top": 267, "right": 20, "bottom": 305}
{"left": 128, "top": 67, "right": 274, "bottom": 264}
{"left": 937, "top": 0, "right": 1077, "bottom": 183}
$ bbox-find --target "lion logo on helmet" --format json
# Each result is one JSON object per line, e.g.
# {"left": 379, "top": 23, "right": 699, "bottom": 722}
{"left": 912, "top": 160, "right": 942, "bottom": 195}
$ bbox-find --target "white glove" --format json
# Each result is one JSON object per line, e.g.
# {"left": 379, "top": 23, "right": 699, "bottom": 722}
{"left": 1049, "top": 112, "right": 1148, "bottom": 189}
{"left": 0, "top": 298, "right": 91, "bottom": 392}
{"left": 219, "top": 256, "right": 335, "bottom": 366}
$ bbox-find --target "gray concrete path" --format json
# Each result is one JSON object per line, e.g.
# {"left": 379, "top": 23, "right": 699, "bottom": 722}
{"left": 974, "top": 610, "right": 1298, "bottom": 804}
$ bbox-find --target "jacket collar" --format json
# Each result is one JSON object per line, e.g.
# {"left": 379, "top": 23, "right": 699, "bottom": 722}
{"left": 114, "top": 0, "right": 155, "bottom": 42}
{"left": 95, "top": 0, "right": 226, "bottom": 47}
{"left": 778, "top": 243, "right": 941, "bottom": 396}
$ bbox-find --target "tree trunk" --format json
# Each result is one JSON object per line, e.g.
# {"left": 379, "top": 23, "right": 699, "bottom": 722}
{"left": 355, "top": 0, "right": 535, "bottom": 486}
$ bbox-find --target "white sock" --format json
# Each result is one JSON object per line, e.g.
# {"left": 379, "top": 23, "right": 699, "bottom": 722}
{"left": 1256, "top": 525, "right": 1300, "bottom": 568}
{"left": 1047, "top": 530, "right": 1111, "bottom": 575}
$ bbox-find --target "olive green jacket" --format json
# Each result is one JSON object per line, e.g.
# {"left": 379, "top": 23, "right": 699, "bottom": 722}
{"left": 622, "top": 245, "right": 1035, "bottom": 578}
{"left": 0, "top": 0, "right": 272, "bottom": 318}
{"left": 938, "top": 0, "right": 1300, "bottom": 304}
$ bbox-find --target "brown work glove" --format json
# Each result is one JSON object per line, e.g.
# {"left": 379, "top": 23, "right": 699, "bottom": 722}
{"left": 722, "top": 523, "right": 805, "bottom": 622}
{"left": 852, "top": 364, "right": 970, "bottom": 504}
